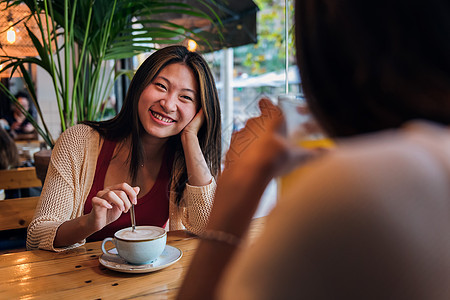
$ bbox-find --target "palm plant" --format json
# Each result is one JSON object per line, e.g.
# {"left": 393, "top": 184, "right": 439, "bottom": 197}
{"left": 0, "top": 0, "right": 220, "bottom": 148}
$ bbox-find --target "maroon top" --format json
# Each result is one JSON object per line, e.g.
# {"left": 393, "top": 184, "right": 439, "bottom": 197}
{"left": 84, "top": 139, "right": 173, "bottom": 242}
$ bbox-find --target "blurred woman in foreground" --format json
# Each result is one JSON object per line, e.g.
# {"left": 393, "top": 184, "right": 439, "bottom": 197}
{"left": 179, "top": 0, "right": 450, "bottom": 299}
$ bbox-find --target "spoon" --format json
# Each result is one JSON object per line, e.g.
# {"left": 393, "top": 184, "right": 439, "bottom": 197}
{"left": 130, "top": 204, "right": 136, "bottom": 232}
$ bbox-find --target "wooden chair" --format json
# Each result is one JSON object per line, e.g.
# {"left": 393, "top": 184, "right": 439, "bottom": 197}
{"left": 0, "top": 196, "right": 39, "bottom": 253}
{"left": 0, "top": 196, "right": 40, "bottom": 231}
{"left": 0, "top": 167, "right": 42, "bottom": 190}
{"left": 0, "top": 167, "right": 42, "bottom": 252}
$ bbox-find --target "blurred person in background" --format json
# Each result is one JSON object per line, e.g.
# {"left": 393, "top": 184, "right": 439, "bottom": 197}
{"left": 178, "top": 0, "right": 450, "bottom": 299}
{"left": 1, "top": 91, "right": 37, "bottom": 140}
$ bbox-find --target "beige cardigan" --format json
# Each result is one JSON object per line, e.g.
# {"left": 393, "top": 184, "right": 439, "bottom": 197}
{"left": 27, "top": 124, "right": 216, "bottom": 252}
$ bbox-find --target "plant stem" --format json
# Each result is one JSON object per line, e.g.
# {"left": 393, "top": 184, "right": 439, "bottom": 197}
{"left": 43, "top": 0, "right": 65, "bottom": 132}
{"left": 71, "top": 0, "right": 93, "bottom": 124}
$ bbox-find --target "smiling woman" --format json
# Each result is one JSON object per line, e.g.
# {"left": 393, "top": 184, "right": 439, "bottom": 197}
{"left": 138, "top": 63, "right": 200, "bottom": 139}
{"left": 27, "top": 45, "right": 222, "bottom": 252}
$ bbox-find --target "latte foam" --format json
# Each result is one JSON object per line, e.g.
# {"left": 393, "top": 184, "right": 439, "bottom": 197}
{"left": 116, "top": 226, "right": 165, "bottom": 241}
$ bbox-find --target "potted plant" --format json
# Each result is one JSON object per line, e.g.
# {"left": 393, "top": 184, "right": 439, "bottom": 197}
{"left": 0, "top": 0, "right": 220, "bottom": 181}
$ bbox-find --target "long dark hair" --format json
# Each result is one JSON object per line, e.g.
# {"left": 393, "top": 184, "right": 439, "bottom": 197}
{"left": 0, "top": 127, "right": 19, "bottom": 170}
{"left": 295, "top": 0, "right": 450, "bottom": 137}
{"left": 84, "top": 45, "right": 221, "bottom": 204}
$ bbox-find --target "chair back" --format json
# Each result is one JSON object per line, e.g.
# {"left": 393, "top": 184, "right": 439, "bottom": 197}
{"left": 0, "top": 196, "right": 40, "bottom": 231}
{"left": 0, "top": 167, "right": 41, "bottom": 238}
{"left": 0, "top": 167, "right": 42, "bottom": 190}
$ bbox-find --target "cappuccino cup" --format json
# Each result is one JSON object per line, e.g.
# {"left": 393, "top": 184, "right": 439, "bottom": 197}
{"left": 101, "top": 226, "right": 166, "bottom": 265}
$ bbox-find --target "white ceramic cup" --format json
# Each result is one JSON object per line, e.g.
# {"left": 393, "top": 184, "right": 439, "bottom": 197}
{"left": 101, "top": 226, "right": 167, "bottom": 265}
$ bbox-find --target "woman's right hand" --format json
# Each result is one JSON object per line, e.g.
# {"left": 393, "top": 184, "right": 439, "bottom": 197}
{"left": 88, "top": 183, "right": 140, "bottom": 231}
{"left": 209, "top": 99, "right": 319, "bottom": 235}
{"left": 225, "top": 98, "right": 317, "bottom": 178}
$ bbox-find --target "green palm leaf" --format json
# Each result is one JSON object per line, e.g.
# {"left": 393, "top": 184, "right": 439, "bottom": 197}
{"left": 0, "top": 0, "right": 222, "bottom": 148}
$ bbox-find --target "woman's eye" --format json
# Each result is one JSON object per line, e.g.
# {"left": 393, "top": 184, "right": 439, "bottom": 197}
{"left": 155, "top": 83, "right": 167, "bottom": 90}
{"left": 181, "top": 95, "right": 193, "bottom": 101}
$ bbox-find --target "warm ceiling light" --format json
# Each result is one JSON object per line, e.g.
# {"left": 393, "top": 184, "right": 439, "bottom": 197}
{"left": 0, "top": 3, "right": 43, "bottom": 56}
{"left": 187, "top": 39, "right": 197, "bottom": 52}
{"left": 7, "top": 27, "right": 16, "bottom": 44}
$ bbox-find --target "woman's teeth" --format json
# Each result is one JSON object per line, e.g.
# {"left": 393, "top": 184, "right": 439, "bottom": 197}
{"left": 151, "top": 111, "right": 174, "bottom": 123}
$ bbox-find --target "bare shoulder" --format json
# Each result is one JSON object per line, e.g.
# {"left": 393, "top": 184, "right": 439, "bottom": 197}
{"left": 259, "top": 128, "right": 450, "bottom": 298}
{"left": 221, "top": 129, "right": 450, "bottom": 299}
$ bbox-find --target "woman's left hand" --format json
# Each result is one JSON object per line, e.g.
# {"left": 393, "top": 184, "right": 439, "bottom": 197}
{"left": 180, "top": 108, "right": 213, "bottom": 186}
{"left": 182, "top": 109, "right": 205, "bottom": 137}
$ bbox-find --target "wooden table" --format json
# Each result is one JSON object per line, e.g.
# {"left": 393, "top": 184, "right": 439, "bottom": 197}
{"left": 0, "top": 217, "right": 266, "bottom": 299}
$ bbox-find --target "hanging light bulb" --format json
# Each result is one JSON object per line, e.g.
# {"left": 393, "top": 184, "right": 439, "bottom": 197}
{"left": 6, "top": 10, "right": 16, "bottom": 44}
{"left": 187, "top": 39, "right": 198, "bottom": 52}
{"left": 7, "top": 26, "right": 16, "bottom": 44}
{"left": 0, "top": 4, "right": 41, "bottom": 57}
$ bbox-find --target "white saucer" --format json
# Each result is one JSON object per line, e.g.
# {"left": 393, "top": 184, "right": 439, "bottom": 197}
{"left": 99, "top": 245, "right": 183, "bottom": 273}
